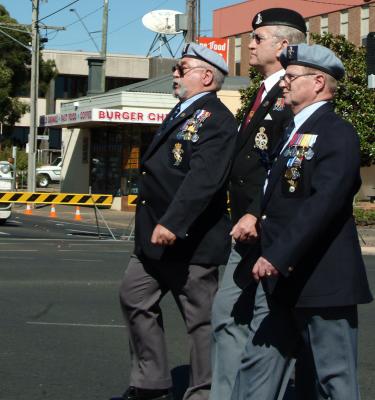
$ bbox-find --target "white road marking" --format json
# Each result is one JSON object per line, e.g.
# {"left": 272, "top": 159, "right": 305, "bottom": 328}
{"left": 0, "top": 232, "right": 10, "bottom": 235}
{"left": 61, "top": 258, "right": 102, "bottom": 262}
{"left": 26, "top": 321, "right": 125, "bottom": 329}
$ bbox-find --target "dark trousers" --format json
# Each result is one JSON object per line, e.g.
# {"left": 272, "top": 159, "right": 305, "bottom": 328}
{"left": 119, "top": 254, "right": 218, "bottom": 400}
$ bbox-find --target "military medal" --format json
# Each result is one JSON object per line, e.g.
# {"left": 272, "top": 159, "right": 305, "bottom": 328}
{"left": 305, "top": 147, "right": 314, "bottom": 160}
{"left": 177, "top": 109, "right": 211, "bottom": 142}
{"left": 283, "top": 132, "right": 318, "bottom": 193}
{"left": 172, "top": 143, "right": 184, "bottom": 166}
{"left": 254, "top": 127, "right": 268, "bottom": 150}
{"left": 191, "top": 133, "right": 199, "bottom": 142}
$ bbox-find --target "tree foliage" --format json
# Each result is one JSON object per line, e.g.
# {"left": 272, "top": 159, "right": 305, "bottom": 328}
{"left": 0, "top": 5, "right": 57, "bottom": 128}
{"left": 237, "top": 33, "right": 375, "bottom": 166}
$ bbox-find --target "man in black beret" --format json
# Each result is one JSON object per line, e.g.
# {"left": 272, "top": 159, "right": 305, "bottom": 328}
{"left": 231, "top": 43, "right": 372, "bottom": 400}
{"left": 118, "top": 43, "right": 237, "bottom": 400}
{"left": 210, "top": 7, "right": 306, "bottom": 400}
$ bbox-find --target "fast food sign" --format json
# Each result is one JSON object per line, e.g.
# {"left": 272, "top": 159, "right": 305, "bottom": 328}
{"left": 197, "top": 37, "right": 229, "bottom": 63}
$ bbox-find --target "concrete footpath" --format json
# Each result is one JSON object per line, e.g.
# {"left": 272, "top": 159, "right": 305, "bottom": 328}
{"left": 11, "top": 203, "right": 375, "bottom": 255}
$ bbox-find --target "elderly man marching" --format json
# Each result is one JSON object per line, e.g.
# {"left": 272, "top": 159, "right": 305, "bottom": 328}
{"left": 210, "top": 8, "right": 306, "bottom": 400}
{"left": 117, "top": 43, "right": 237, "bottom": 400}
{"left": 231, "top": 44, "right": 373, "bottom": 400}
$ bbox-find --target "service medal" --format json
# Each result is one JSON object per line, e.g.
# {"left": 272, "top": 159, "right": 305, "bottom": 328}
{"left": 172, "top": 143, "right": 184, "bottom": 166}
{"left": 254, "top": 127, "right": 268, "bottom": 150}
{"left": 305, "top": 147, "right": 314, "bottom": 160}
{"left": 191, "top": 133, "right": 199, "bottom": 142}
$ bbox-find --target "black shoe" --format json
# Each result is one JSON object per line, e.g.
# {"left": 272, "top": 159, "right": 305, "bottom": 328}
{"left": 122, "top": 386, "right": 173, "bottom": 400}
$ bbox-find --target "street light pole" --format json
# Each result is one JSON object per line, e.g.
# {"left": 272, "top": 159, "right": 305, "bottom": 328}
{"left": 27, "top": 0, "right": 39, "bottom": 192}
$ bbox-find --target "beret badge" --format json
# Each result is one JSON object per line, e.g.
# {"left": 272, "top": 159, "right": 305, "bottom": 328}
{"left": 287, "top": 46, "right": 298, "bottom": 61}
{"left": 255, "top": 13, "right": 262, "bottom": 25}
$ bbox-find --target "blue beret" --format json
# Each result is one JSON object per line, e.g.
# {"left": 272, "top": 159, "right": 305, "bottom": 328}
{"left": 252, "top": 8, "right": 306, "bottom": 34}
{"left": 181, "top": 42, "right": 228, "bottom": 75}
{"left": 280, "top": 44, "right": 345, "bottom": 80}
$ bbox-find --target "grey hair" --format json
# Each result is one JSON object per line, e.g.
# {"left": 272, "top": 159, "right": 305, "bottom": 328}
{"left": 271, "top": 25, "right": 307, "bottom": 45}
{"left": 303, "top": 66, "right": 338, "bottom": 96}
{"left": 199, "top": 60, "right": 225, "bottom": 91}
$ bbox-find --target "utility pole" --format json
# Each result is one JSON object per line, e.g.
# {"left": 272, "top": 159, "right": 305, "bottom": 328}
{"left": 28, "top": 0, "right": 39, "bottom": 192}
{"left": 100, "top": 0, "right": 109, "bottom": 91}
{"left": 185, "top": 0, "right": 196, "bottom": 43}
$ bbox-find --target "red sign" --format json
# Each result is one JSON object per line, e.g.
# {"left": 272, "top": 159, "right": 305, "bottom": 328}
{"left": 197, "top": 37, "right": 229, "bottom": 63}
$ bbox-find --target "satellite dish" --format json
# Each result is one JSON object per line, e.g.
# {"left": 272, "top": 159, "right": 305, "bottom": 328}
{"left": 142, "top": 10, "right": 183, "bottom": 35}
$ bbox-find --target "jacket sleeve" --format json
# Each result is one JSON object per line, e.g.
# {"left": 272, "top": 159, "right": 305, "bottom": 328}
{"left": 158, "top": 111, "right": 237, "bottom": 238}
{"left": 262, "top": 118, "right": 361, "bottom": 276}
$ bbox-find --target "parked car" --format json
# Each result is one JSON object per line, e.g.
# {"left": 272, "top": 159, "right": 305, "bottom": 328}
{"left": 36, "top": 157, "right": 62, "bottom": 188}
{"left": 0, "top": 161, "right": 14, "bottom": 223}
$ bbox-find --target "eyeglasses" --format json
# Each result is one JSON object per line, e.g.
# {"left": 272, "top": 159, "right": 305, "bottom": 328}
{"left": 172, "top": 64, "right": 207, "bottom": 77}
{"left": 280, "top": 73, "right": 319, "bottom": 84}
{"left": 250, "top": 32, "right": 276, "bottom": 44}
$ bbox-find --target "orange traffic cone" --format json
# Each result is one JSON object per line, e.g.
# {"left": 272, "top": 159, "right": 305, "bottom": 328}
{"left": 74, "top": 206, "right": 82, "bottom": 221}
{"left": 49, "top": 204, "right": 57, "bottom": 218}
{"left": 24, "top": 203, "right": 33, "bottom": 215}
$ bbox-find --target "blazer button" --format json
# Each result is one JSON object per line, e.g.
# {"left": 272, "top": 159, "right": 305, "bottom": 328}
{"left": 288, "top": 266, "right": 294, "bottom": 272}
{"left": 142, "top": 171, "right": 146, "bottom": 175}
{"left": 239, "top": 179, "right": 244, "bottom": 185}
{"left": 141, "top": 200, "right": 146, "bottom": 205}
{"left": 246, "top": 155, "right": 251, "bottom": 159}
{"left": 261, "top": 214, "right": 267, "bottom": 220}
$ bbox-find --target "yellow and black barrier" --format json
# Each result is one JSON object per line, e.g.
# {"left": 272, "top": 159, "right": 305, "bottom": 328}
{"left": 0, "top": 192, "right": 113, "bottom": 206}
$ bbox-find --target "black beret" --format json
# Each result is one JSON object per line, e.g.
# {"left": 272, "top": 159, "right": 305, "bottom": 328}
{"left": 280, "top": 44, "right": 345, "bottom": 80}
{"left": 252, "top": 8, "right": 307, "bottom": 34}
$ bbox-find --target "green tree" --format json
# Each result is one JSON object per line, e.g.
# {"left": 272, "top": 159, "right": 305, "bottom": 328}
{"left": 0, "top": 5, "right": 57, "bottom": 128}
{"left": 237, "top": 33, "right": 375, "bottom": 166}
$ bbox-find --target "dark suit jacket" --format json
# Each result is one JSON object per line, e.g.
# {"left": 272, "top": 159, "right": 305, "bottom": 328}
{"left": 260, "top": 102, "right": 373, "bottom": 308}
{"left": 134, "top": 92, "right": 237, "bottom": 265}
{"left": 229, "top": 83, "right": 293, "bottom": 225}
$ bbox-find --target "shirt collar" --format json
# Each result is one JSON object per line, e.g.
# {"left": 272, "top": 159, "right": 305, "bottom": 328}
{"left": 262, "top": 69, "right": 285, "bottom": 95}
{"left": 179, "top": 92, "right": 210, "bottom": 114}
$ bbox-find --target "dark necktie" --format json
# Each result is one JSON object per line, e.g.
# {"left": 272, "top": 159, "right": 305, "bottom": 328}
{"left": 243, "top": 83, "right": 265, "bottom": 128}
{"left": 169, "top": 103, "right": 181, "bottom": 122}
{"left": 282, "top": 119, "right": 295, "bottom": 147}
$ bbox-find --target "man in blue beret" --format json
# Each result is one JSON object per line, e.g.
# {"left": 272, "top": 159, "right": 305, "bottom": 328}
{"left": 210, "top": 8, "right": 306, "bottom": 400}
{"left": 231, "top": 43, "right": 373, "bottom": 399}
{"left": 118, "top": 42, "right": 237, "bottom": 400}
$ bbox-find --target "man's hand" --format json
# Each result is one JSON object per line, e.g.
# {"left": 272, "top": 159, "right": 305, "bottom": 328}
{"left": 252, "top": 256, "right": 279, "bottom": 282}
{"left": 230, "top": 213, "right": 259, "bottom": 242}
{"left": 151, "top": 224, "right": 177, "bottom": 246}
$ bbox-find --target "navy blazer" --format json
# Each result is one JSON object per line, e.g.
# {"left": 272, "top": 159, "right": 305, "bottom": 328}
{"left": 260, "top": 102, "right": 373, "bottom": 307}
{"left": 134, "top": 92, "right": 238, "bottom": 265}
{"left": 229, "top": 83, "right": 292, "bottom": 224}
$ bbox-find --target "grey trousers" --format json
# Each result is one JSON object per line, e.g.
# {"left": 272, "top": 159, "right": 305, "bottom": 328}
{"left": 210, "top": 246, "right": 255, "bottom": 400}
{"left": 119, "top": 254, "right": 219, "bottom": 400}
{"left": 231, "top": 283, "right": 361, "bottom": 400}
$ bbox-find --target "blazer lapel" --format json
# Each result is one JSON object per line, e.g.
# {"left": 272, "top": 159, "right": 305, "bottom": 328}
{"left": 141, "top": 93, "right": 216, "bottom": 163}
{"left": 262, "top": 102, "right": 334, "bottom": 209}
{"left": 236, "top": 84, "right": 282, "bottom": 152}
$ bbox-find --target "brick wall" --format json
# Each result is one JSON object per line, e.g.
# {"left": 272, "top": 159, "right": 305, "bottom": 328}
{"left": 348, "top": 7, "right": 361, "bottom": 45}
{"left": 329, "top": 11, "right": 340, "bottom": 36}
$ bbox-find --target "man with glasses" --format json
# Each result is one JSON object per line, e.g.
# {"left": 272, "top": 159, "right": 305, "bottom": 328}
{"left": 231, "top": 43, "right": 372, "bottom": 400}
{"left": 210, "top": 8, "right": 306, "bottom": 400}
{"left": 118, "top": 43, "right": 237, "bottom": 400}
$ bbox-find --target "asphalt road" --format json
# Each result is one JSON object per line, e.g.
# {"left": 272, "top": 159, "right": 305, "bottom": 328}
{"left": 0, "top": 212, "right": 374, "bottom": 400}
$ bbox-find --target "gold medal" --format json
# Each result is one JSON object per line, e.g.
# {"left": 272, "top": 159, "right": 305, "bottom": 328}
{"left": 254, "top": 127, "right": 268, "bottom": 150}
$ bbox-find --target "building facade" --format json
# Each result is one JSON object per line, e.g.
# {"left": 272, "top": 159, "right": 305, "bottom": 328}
{"left": 39, "top": 75, "right": 249, "bottom": 210}
{"left": 12, "top": 49, "right": 175, "bottom": 163}
{"left": 213, "top": 0, "right": 375, "bottom": 76}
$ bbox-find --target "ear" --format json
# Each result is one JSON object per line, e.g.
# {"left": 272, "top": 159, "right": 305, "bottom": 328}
{"left": 314, "top": 74, "right": 326, "bottom": 93}
{"left": 202, "top": 69, "right": 214, "bottom": 87}
{"left": 276, "top": 39, "right": 289, "bottom": 58}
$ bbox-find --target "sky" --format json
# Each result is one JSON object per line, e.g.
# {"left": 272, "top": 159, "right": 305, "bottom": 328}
{"left": 0, "top": 0, "right": 238, "bottom": 57}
